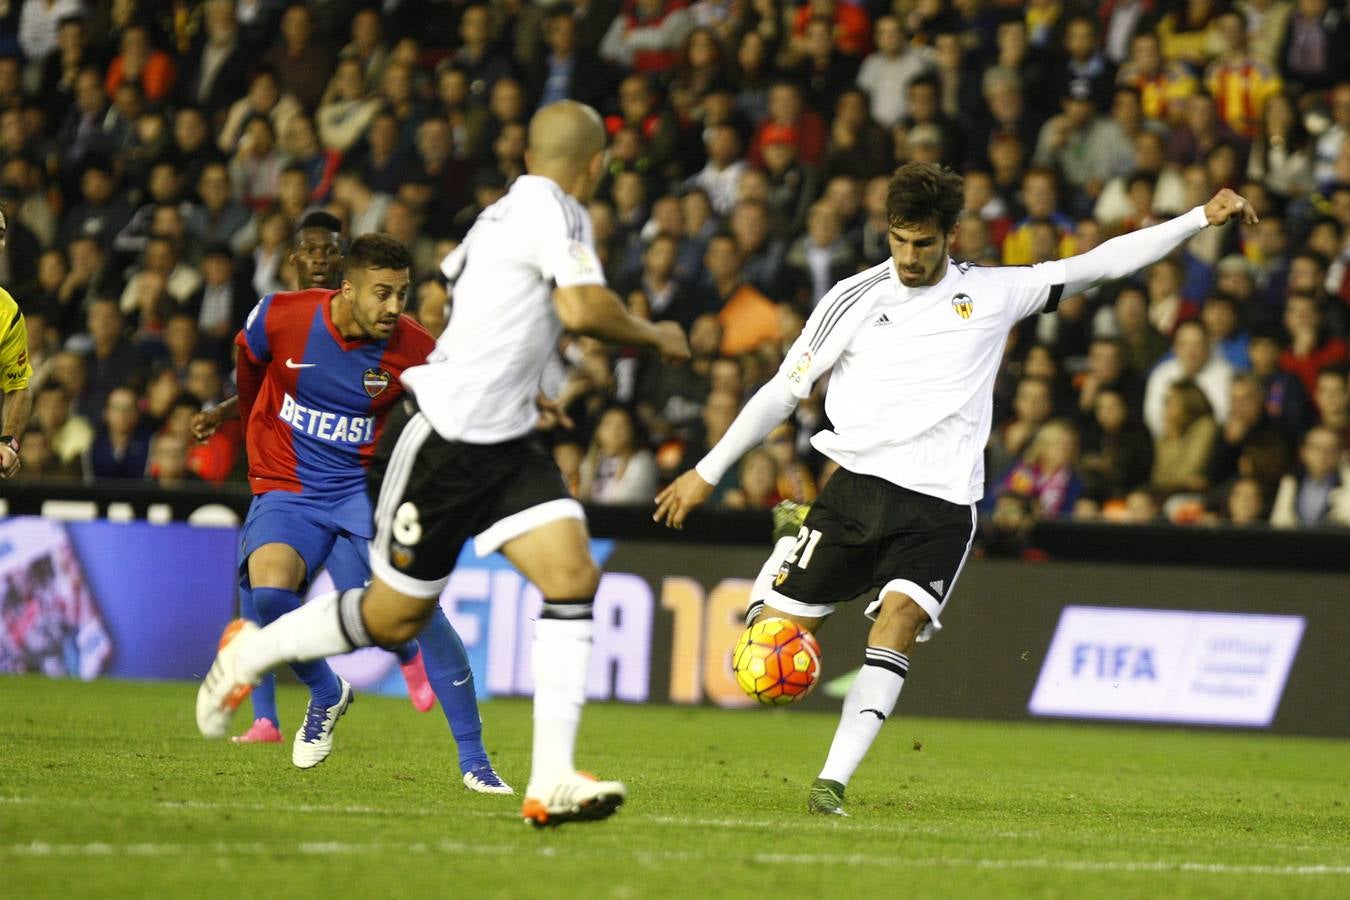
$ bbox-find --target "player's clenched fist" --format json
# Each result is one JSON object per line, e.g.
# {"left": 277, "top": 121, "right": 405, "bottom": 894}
{"left": 653, "top": 321, "right": 691, "bottom": 362}
{"left": 1204, "top": 188, "right": 1259, "bottom": 227}
{"left": 191, "top": 407, "right": 223, "bottom": 443}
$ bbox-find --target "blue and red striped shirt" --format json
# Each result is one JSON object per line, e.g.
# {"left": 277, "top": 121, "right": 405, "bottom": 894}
{"left": 235, "top": 288, "right": 434, "bottom": 499}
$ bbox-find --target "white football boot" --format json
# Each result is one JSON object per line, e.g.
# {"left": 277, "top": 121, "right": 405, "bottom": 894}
{"left": 196, "top": 619, "right": 260, "bottom": 740}
{"left": 292, "top": 678, "right": 355, "bottom": 769}
{"left": 521, "top": 772, "right": 626, "bottom": 827}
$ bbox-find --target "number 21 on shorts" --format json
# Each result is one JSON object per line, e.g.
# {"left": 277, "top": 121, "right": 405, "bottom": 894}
{"left": 785, "top": 526, "right": 823, "bottom": 570}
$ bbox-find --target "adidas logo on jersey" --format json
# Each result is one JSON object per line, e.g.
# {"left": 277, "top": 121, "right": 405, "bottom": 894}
{"left": 873, "top": 313, "right": 893, "bottom": 327}
{"left": 929, "top": 579, "right": 945, "bottom": 597}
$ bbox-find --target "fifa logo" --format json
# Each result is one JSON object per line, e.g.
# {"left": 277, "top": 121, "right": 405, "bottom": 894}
{"left": 951, "top": 293, "right": 974, "bottom": 319}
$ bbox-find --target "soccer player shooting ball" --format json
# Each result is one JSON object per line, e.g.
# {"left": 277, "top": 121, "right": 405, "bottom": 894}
{"left": 655, "top": 163, "right": 1257, "bottom": 816}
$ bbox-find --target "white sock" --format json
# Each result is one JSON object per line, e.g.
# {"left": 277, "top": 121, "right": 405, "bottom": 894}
{"left": 747, "top": 536, "right": 798, "bottom": 623}
{"left": 818, "top": 648, "right": 908, "bottom": 786}
{"left": 235, "top": 589, "right": 366, "bottom": 681}
{"left": 527, "top": 604, "right": 594, "bottom": 793}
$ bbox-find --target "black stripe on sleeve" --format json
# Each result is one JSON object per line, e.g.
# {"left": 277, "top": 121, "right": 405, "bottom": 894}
{"left": 1043, "top": 283, "right": 1065, "bottom": 313}
{"left": 808, "top": 272, "right": 888, "bottom": 354}
{"left": 4, "top": 307, "right": 18, "bottom": 340}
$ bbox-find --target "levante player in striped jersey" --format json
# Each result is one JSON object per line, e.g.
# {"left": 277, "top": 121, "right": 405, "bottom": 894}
{"left": 198, "top": 225, "right": 508, "bottom": 791}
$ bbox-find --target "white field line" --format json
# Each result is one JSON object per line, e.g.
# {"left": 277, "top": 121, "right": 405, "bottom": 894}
{"left": 3, "top": 795, "right": 1344, "bottom": 863}
{"left": 2, "top": 839, "right": 1348, "bottom": 878}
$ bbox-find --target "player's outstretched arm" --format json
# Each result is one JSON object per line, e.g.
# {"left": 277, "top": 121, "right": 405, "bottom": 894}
{"left": 654, "top": 378, "right": 800, "bottom": 528}
{"left": 554, "top": 284, "right": 690, "bottom": 360}
{"left": 1057, "top": 188, "right": 1258, "bottom": 297}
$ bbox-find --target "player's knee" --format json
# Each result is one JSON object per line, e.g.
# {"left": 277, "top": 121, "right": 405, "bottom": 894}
{"left": 539, "top": 557, "right": 600, "bottom": 599}
{"left": 368, "top": 602, "right": 434, "bottom": 646}
{"left": 872, "top": 592, "right": 928, "bottom": 646}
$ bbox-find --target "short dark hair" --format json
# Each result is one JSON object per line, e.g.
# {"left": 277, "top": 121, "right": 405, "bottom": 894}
{"left": 885, "top": 162, "right": 964, "bottom": 233}
{"left": 346, "top": 233, "right": 411, "bottom": 272}
{"left": 295, "top": 211, "right": 342, "bottom": 237}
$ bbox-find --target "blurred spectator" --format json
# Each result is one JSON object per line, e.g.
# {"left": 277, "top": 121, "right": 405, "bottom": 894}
{"left": 1204, "top": 9, "right": 1282, "bottom": 139}
{"left": 1116, "top": 31, "right": 1197, "bottom": 124}
{"left": 1279, "top": 0, "right": 1350, "bottom": 93}
{"left": 1158, "top": 0, "right": 1226, "bottom": 69}
{"left": 262, "top": 4, "right": 334, "bottom": 111}
{"left": 618, "top": 233, "right": 702, "bottom": 331}
{"left": 412, "top": 278, "right": 448, "bottom": 339}
{"left": 1200, "top": 292, "right": 1250, "bottom": 369}
{"left": 1079, "top": 388, "right": 1154, "bottom": 502}
{"left": 764, "top": 419, "right": 816, "bottom": 504}
{"left": 636, "top": 312, "right": 719, "bottom": 445}
{"left": 728, "top": 199, "right": 784, "bottom": 295}
{"left": 750, "top": 81, "right": 826, "bottom": 169}
{"left": 722, "top": 446, "right": 779, "bottom": 509}
{"left": 188, "top": 162, "right": 250, "bottom": 253}
{"left": 578, "top": 405, "right": 658, "bottom": 504}
{"left": 218, "top": 66, "right": 303, "bottom": 158}
{"left": 1314, "top": 366, "right": 1349, "bottom": 437}
{"left": 1151, "top": 378, "right": 1219, "bottom": 496}
{"left": 1032, "top": 79, "right": 1116, "bottom": 198}
{"left": 930, "top": 28, "right": 983, "bottom": 128}
{"left": 1246, "top": 92, "right": 1313, "bottom": 200}
{"left": 1002, "top": 168, "right": 1073, "bottom": 265}
{"left": 188, "top": 243, "right": 254, "bottom": 349}
{"left": 1219, "top": 475, "right": 1267, "bottom": 526}
{"left": 30, "top": 381, "right": 92, "bottom": 474}
{"left": 685, "top": 122, "right": 745, "bottom": 217}
{"left": 701, "top": 233, "right": 778, "bottom": 358}
{"left": 601, "top": 0, "right": 694, "bottom": 74}
{"left": 1280, "top": 294, "right": 1347, "bottom": 397}
{"left": 337, "top": 6, "right": 389, "bottom": 86}
{"left": 179, "top": 0, "right": 249, "bottom": 119}
{"left": 823, "top": 88, "right": 890, "bottom": 178}
{"left": 1145, "top": 319, "right": 1234, "bottom": 437}
{"left": 988, "top": 375, "right": 1056, "bottom": 487}
{"left": 1270, "top": 425, "right": 1350, "bottom": 526}
{"left": 787, "top": 15, "right": 861, "bottom": 114}
{"left": 148, "top": 430, "right": 193, "bottom": 487}
{"left": 994, "top": 418, "right": 1085, "bottom": 519}
{"left": 1249, "top": 328, "right": 1317, "bottom": 436}
{"left": 83, "top": 385, "right": 149, "bottom": 481}
{"left": 1208, "top": 371, "right": 1293, "bottom": 488}
{"left": 1076, "top": 336, "right": 1144, "bottom": 417}
{"left": 316, "top": 57, "right": 383, "bottom": 153}
{"left": 732, "top": 28, "right": 773, "bottom": 124}
{"left": 780, "top": 200, "right": 855, "bottom": 310}
{"left": 528, "top": 4, "right": 607, "bottom": 111}
{"left": 229, "top": 116, "right": 286, "bottom": 211}
{"left": 855, "top": 15, "right": 930, "bottom": 130}
{"left": 104, "top": 23, "right": 176, "bottom": 105}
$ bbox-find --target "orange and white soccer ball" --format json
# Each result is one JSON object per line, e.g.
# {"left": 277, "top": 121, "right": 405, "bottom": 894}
{"left": 732, "top": 617, "right": 822, "bottom": 705}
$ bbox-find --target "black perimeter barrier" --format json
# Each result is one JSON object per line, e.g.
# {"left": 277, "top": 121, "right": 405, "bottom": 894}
{"left": 2, "top": 479, "right": 1347, "bottom": 737}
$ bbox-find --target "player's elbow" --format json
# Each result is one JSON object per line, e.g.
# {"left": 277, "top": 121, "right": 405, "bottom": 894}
{"left": 553, "top": 285, "right": 611, "bottom": 334}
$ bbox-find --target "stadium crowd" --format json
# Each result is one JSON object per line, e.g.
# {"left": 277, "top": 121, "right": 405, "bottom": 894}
{"left": 5, "top": 0, "right": 1350, "bottom": 534}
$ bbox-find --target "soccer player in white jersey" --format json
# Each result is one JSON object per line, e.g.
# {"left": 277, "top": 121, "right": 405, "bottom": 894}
{"left": 196, "top": 101, "right": 691, "bottom": 826}
{"left": 655, "top": 162, "right": 1257, "bottom": 816}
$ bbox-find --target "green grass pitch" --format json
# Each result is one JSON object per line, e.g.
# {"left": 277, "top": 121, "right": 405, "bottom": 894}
{"left": 1, "top": 677, "right": 1346, "bottom": 899}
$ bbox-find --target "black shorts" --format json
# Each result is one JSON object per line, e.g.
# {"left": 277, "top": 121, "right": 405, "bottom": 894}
{"left": 367, "top": 399, "right": 583, "bottom": 598}
{"left": 769, "top": 467, "right": 976, "bottom": 637}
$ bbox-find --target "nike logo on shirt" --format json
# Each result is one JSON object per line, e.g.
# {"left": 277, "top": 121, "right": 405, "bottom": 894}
{"left": 452, "top": 675, "right": 471, "bottom": 686}
{"left": 285, "top": 358, "right": 316, "bottom": 369}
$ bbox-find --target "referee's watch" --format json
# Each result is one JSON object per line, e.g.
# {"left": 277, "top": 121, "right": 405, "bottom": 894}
{"left": 0, "top": 434, "right": 17, "bottom": 454}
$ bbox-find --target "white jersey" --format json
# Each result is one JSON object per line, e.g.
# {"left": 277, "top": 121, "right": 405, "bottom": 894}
{"left": 401, "top": 175, "right": 606, "bottom": 443}
{"left": 779, "top": 256, "right": 1068, "bottom": 505}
